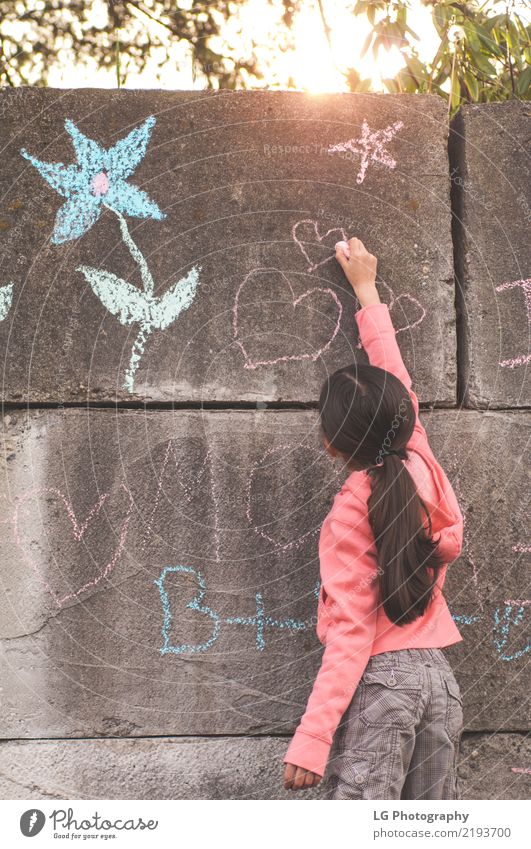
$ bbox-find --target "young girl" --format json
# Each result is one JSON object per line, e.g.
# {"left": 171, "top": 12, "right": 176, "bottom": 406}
{"left": 283, "top": 237, "right": 465, "bottom": 800}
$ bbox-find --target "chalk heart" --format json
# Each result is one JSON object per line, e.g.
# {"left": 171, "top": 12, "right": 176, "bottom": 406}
{"left": 388, "top": 290, "right": 426, "bottom": 333}
{"left": 233, "top": 267, "right": 342, "bottom": 369}
{"left": 292, "top": 220, "right": 348, "bottom": 272}
{"left": 355, "top": 285, "right": 426, "bottom": 349}
{"left": 14, "top": 483, "right": 134, "bottom": 608}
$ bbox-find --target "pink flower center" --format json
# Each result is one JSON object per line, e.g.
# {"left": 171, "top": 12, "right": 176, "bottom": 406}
{"left": 91, "top": 171, "right": 109, "bottom": 196}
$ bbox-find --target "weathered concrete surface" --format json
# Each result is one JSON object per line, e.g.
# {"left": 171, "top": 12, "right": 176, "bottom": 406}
{"left": 0, "top": 408, "right": 528, "bottom": 738}
{"left": 0, "top": 733, "right": 528, "bottom": 800}
{"left": 0, "top": 88, "right": 456, "bottom": 403}
{"left": 451, "top": 101, "right": 531, "bottom": 408}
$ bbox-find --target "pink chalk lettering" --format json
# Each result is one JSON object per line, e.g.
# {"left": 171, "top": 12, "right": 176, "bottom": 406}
{"left": 495, "top": 278, "right": 531, "bottom": 368}
{"left": 328, "top": 119, "right": 404, "bottom": 184}
{"left": 140, "top": 441, "right": 221, "bottom": 563}
{"left": 292, "top": 220, "right": 348, "bottom": 273}
{"left": 13, "top": 483, "right": 133, "bottom": 607}
{"left": 233, "top": 267, "right": 342, "bottom": 369}
{"left": 245, "top": 443, "right": 333, "bottom": 551}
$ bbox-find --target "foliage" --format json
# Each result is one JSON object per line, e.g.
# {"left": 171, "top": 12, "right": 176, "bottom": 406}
{"left": 0, "top": 0, "right": 261, "bottom": 89}
{"left": 0, "top": 1, "right": 528, "bottom": 115}
{"left": 351, "top": 1, "right": 531, "bottom": 116}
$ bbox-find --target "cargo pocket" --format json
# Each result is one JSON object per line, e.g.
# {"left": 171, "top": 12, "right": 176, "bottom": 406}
{"left": 331, "top": 749, "right": 377, "bottom": 800}
{"left": 359, "top": 667, "right": 423, "bottom": 729}
{"left": 444, "top": 676, "right": 464, "bottom": 741}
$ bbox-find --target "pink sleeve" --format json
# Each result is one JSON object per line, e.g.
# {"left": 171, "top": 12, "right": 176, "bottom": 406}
{"left": 355, "top": 302, "right": 428, "bottom": 446}
{"left": 283, "top": 494, "right": 378, "bottom": 777}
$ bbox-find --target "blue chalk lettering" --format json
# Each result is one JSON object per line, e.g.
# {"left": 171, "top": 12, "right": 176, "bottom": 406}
{"left": 493, "top": 603, "right": 530, "bottom": 661}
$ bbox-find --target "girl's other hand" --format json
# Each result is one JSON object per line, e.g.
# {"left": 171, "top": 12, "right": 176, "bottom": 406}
{"left": 335, "top": 237, "right": 380, "bottom": 308}
{"left": 283, "top": 762, "right": 322, "bottom": 791}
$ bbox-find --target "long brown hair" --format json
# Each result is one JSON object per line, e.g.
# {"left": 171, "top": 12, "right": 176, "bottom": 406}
{"left": 318, "top": 363, "right": 445, "bottom": 625}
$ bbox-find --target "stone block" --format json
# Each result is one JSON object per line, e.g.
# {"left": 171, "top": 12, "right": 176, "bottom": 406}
{"left": 0, "top": 89, "right": 455, "bottom": 402}
{"left": 451, "top": 101, "right": 531, "bottom": 407}
{"left": 0, "top": 408, "right": 528, "bottom": 738}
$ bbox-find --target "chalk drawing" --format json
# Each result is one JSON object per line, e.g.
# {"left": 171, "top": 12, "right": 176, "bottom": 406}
{"left": 12, "top": 483, "right": 134, "bottom": 608}
{"left": 20, "top": 116, "right": 165, "bottom": 243}
{"left": 140, "top": 441, "right": 219, "bottom": 562}
{"left": 352, "top": 281, "right": 426, "bottom": 350}
{"left": 495, "top": 277, "right": 531, "bottom": 368}
{"left": 493, "top": 602, "right": 530, "bottom": 661}
{"left": 233, "top": 267, "right": 343, "bottom": 369}
{"left": 511, "top": 767, "right": 531, "bottom": 775}
{"left": 154, "top": 561, "right": 498, "bottom": 655}
{"left": 154, "top": 565, "right": 222, "bottom": 654}
{"left": 0, "top": 282, "right": 13, "bottom": 321}
{"left": 513, "top": 544, "right": 531, "bottom": 552}
{"left": 328, "top": 119, "right": 404, "bottom": 184}
{"left": 245, "top": 443, "right": 333, "bottom": 551}
{"left": 154, "top": 564, "right": 308, "bottom": 653}
{"left": 20, "top": 116, "right": 201, "bottom": 393}
{"left": 292, "top": 220, "right": 348, "bottom": 273}
{"left": 452, "top": 614, "right": 480, "bottom": 625}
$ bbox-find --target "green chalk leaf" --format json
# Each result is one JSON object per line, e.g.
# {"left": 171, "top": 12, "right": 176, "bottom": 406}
{"left": 77, "top": 265, "right": 152, "bottom": 326}
{"left": 149, "top": 266, "right": 201, "bottom": 331}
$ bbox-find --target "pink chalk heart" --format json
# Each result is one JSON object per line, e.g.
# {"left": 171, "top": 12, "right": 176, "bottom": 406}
{"left": 13, "top": 483, "right": 134, "bottom": 608}
{"left": 233, "top": 267, "right": 343, "bottom": 369}
{"left": 354, "top": 284, "right": 426, "bottom": 349}
{"left": 292, "top": 220, "right": 348, "bottom": 272}
{"left": 388, "top": 291, "right": 427, "bottom": 334}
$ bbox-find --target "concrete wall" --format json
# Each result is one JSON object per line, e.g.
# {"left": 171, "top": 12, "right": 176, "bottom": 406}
{"left": 0, "top": 89, "right": 529, "bottom": 800}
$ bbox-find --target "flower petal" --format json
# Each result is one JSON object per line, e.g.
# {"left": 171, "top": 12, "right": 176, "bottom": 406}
{"left": 20, "top": 149, "right": 81, "bottom": 198}
{"left": 104, "top": 180, "right": 165, "bottom": 220}
{"left": 104, "top": 115, "right": 156, "bottom": 182}
{"left": 64, "top": 118, "right": 106, "bottom": 175}
{"left": 52, "top": 193, "right": 102, "bottom": 244}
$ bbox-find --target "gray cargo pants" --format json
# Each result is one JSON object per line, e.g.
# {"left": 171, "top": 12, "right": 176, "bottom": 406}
{"left": 323, "top": 647, "right": 464, "bottom": 800}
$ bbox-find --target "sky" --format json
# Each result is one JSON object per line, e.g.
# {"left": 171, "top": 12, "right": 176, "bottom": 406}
{"left": 35, "top": 0, "right": 529, "bottom": 93}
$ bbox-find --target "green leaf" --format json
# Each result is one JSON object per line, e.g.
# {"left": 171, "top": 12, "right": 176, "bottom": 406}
{"left": 475, "top": 22, "right": 503, "bottom": 56}
{"left": 516, "top": 65, "right": 531, "bottom": 97}
{"left": 149, "top": 266, "right": 201, "bottom": 331}
{"left": 507, "top": 19, "right": 520, "bottom": 53}
{"left": 474, "top": 52, "right": 498, "bottom": 76}
{"left": 463, "top": 68, "right": 479, "bottom": 100}
{"left": 77, "top": 266, "right": 151, "bottom": 326}
{"left": 431, "top": 34, "right": 449, "bottom": 71}
{"left": 0, "top": 282, "right": 14, "bottom": 321}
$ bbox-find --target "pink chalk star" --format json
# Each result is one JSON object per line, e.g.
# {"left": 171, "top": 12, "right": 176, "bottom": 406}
{"left": 328, "top": 118, "right": 404, "bottom": 184}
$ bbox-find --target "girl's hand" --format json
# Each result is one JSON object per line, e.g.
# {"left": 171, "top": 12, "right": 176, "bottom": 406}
{"left": 283, "top": 762, "right": 322, "bottom": 791}
{"left": 335, "top": 237, "right": 380, "bottom": 308}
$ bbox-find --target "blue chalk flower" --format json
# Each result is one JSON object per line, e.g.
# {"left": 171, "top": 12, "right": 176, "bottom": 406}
{"left": 20, "top": 115, "right": 166, "bottom": 243}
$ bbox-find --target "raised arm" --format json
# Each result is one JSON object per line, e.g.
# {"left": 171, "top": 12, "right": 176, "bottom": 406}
{"left": 334, "top": 237, "right": 463, "bottom": 561}
{"left": 334, "top": 237, "right": 427, "bottom": 444}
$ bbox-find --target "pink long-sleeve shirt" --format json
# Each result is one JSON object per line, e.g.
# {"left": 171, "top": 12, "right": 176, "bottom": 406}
{"left": 284, "top": 301, "right": 464, "bottom": 778}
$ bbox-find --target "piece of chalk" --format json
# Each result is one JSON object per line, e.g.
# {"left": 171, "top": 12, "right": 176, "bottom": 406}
{"left": 335, "top": 240, "right": 350, "bottom": 259}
